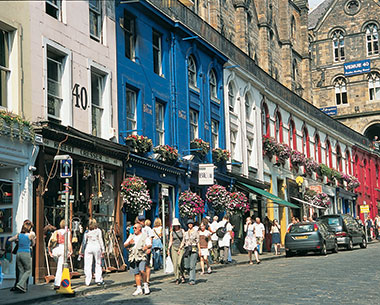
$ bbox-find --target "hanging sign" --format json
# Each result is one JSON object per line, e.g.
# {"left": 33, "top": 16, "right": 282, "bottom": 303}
{"left": 198, "top": 164, "right": 214, "bottom": 185}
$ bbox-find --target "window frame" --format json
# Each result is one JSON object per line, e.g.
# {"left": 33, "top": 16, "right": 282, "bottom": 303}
{"left": 289, "top": 119, "right": 296, "bottom": 150}
{"left": 46, "top": 0, "right": 62, "bottom": 20}
{"left": 0, "top": 29, "right": 10, "bottom": 109}
{"left": 302, "top": 127, "right": 310, "bottom": 158}
{"left": 91, "top": 69, "right": 104, "bottom": 137}
{"left": 345, "top": 150, "right": 352, "bottom": 175}
{"left": 126, "top": 87, "right": 137, "bottom": 134}
{"left": 46, "top": 50, "right": 64, "bottom": 120}
{"left": 247, "top": 136, "right": 254, "bottom": 166}
{"left": 155, "top": 101, "right": 165, "bottom": 145}
{"left": 275, "top": 111, "right": 283, "bottom": 143}
{"left": 336, "top": 145, "right": 342, "bottom": 171}
{"left": 368, "top": 72, "right": 380, "bottom": 100}
{"left": 89, "top": 0, "right": 102, "bottom": 41}
{"left": 326, "top": 140, "right": 332, "bottom": 168}
{"left": 230, "top": 129, "right": 238, "bottom": 160}
{"left": 209, "top": 69, "right": 217, "bottom": 99}
{"left": 245, "top": 93, "right": 252, "bottom": 121}
{"left": 228, "top": 82, "right": 235, "bottom": 112}
{"left": 152, "top": 30, "right": 162, "bottom": 76}
{"left": 123, "top": 11, "right": 136, "bottom": 60}
{"left": 261, "top": 103, "right": 269, "bottom": 137}
{"left": 188, "top": 55, "right": 197, "bottom": 88}
{"left": 211, "top": 119, "right": 219, "bottom": 149}
{"left": 334, "top": 77, "right": 348, "bottom": 105}
{"left": 189, "top": 109, "right": 198, "bottom": 141}
{"left": 366, "top": 23, "right": 379, "bottom": 56}
{"left": 332, "top": 30, "right": 345, "bottom": 62}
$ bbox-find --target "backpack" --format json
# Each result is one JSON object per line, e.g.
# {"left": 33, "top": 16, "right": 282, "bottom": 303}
{"left": 216, "top": 222, "right": 228, "bottom": 238}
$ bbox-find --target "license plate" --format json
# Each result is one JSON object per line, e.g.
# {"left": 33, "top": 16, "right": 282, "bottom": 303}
{"left": 295, "top": 236, "right": 308, "bottom": 240}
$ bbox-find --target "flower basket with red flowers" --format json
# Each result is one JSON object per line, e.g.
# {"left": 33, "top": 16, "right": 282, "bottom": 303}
{"left": 212, "top": 148, "right": 231, "bottom": 163}
{"left": 305, "top": 158, "right": 319, "bottom": 175}
{"left": 262, "top": 136, "right": 277, "bottom": 159}
{"left": 276, "top": 143, "right": 291, "bottom": 164}
{"left": 206, "top": 184, "right": 229, "bottom": 213}
{"left": 227, "top": 192, "right": 250, "bottom": 215}
{"left": 179, "top": 190, "right": 205, "bottom": 218}
{"left": 153, "top": 145, "right": 179, "bottom": 165}
{"left": 290, "top": 150, "right": 306, "bottom": 169}
{"left": 342, "top": 173, "right": 360, "bottom": 191}
{"left": 125, "top": 134, "right": 153, "bottom": 155}
{"left": 190, "top": 138, "right": 210, "bottom": 158}
{"left": 120, "top": 176, "right": 152, "bottom": 213}
{"left": 304, "top": 189, "right": 331, "bottom": 208}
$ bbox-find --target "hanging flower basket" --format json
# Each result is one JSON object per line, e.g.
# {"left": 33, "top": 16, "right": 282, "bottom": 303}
{"left": 190, "top": 138, "right": 210, "bottom": 158}
{"left": 227, "top": 192, "right": 249, "bottom": 215}
{"left": 342, "top": 173, "right": 360, "bottom": 191}
{"left": 262, "top": 136, "right": 277, "bottom": 159}
{"left": 276, "top": 143, "right": 291, "bottom": 164}
{"left": 121, "top": 176, "right": 152, "bottom": 213}
{"left": 206, "top": 184, "right": 230, "bottom": 213}
{"left": 290, "top": 150, "right": 306, "bottom": 169}
{"left": 125, "top": 134, "right": 152, "bottom": 155}
{"left": 0, "top": 110, "right": 34, "bottom": 142}
{"left": 305, "top": 158, "right": 319, "bottom": 175}
{"left": 332, "top": 169, "right": 343, "bottom": 184}
{"left": 153, "top": 145, "right": 179, "bottom": 165}
{"left": 304, "top": 189, "right": 331, "bottom": 208}
{"left": 212, "top": 148, "right": 231, "bottom": 163}
{"left": 179, "top": 190, "right": 205, "bottom": 218}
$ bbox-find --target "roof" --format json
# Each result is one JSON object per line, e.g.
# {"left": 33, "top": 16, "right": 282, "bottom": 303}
{"left": 308, "top": 0, "right": 335, "bottom": 30}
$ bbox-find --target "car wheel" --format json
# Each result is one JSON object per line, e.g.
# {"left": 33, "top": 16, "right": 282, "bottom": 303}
{"left": 285, "top": 250, "right": 294, "bottom": 257}
{"left": 360, "top": 236, "right": 367, "bottom": 249}
{"left": 332, "top": 241, "right": 339, "bottom": 253}
{"left": 346, "top": 238, "right": 353, "bottom": 250}
{"left": 320, "top": 242, "right": 327, "bottom": 256}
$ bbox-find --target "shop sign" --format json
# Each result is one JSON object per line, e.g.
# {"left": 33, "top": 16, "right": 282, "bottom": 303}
{"left": 198, "top": 164, "right": 214, "bottom": 185}
{"left": 344, "top": 59, "right": 370, "bottom": 76}
{"left": 319, "top": 106, "right": 337, "bottom": 116}
{"left": 360, "top": 205, "right": 370, "bottom": 214}
{"left": 162, "top": 187, "right": 169, "bottom": 197}
{"left": 43, "top": 138, "right": 123, "bottom": 167}
{"left": 309, "top": 185, "right": 322, "bottom": 193}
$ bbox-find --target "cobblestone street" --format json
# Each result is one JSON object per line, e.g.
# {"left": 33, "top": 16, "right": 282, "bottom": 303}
{"left": 36, "top": 243, "right": 380, "bottom": 305}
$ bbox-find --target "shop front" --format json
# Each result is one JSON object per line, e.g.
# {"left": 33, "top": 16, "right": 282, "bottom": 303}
{"left": 336, "top": 187, "right": 356, "bottom": 217}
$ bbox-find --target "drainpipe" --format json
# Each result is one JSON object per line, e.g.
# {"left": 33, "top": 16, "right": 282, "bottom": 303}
{"left": 170, "top": 32, "right": 178, "bottom": 148}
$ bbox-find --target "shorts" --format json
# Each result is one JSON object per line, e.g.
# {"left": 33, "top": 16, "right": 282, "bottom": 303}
{"left": 200, "top": 248, "right": 209, "bottom": 258}
{"left": 146, "top": 252, "right": 152, "bottom": 267}
{"left": 130, "top": 260, "right": 147, "bottom": 275}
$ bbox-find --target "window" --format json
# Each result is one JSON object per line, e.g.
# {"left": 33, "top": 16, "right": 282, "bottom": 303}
{"left": 47, "top": 50, "right": 64, "bottom": 119}
{"left": 211, "top": 120, "right": 219, "bottom": 148}
{"left": 89, "top": 0, "right": 102, "bottom": 41}
{"left": 228, "top": 82, "right": 235, "bottom": 111}
{"left": 315, "top": 133, "right": 321, "bottom": 163}
{"left": 245, "top": 93, "right": 252, "bottom": 121}
{"left": 189, "top": 109, "right": 198, "bottom": 141}
{"left": 230, "top": 130, "right": 237, "bottom": 159}
{"left": 368, "top": 72, "right": 380, "bottom": 100}
{"left": 336, "top": 145, "right": 342, "bottom": 171}
{"left": 291, "top": 17, "right": 296, "bottom": 41}
{"left": 366, "top": 23, "right": 379, "bottom": 56}
{"left": 155, "top": 102, "right": 165, "bottom": 145}
{"left": 275, "top": 111, "right": 283, "bottom": 143}
{"left": 332, "top": 30, "right": 345, "bottom": 61}
{"left": 91, "top": 70, "right": 104, "bottom": 137}
{"left": 152, "top": 31, "right": 162, "bottom": 75}
{"left": 209, "top": 69, "right": 217, "bottom": 99}
{"left": 345, "top": 150, "right": 352, "bottom": 174}
{"left": 326, "top": 140, "right": 332, "bottom": 167}
{"left": 334, "top": 77, "right": 348, "bottom": 105}
{"left": 188, "top": 55, "right": 197, "bottom": 88}
{"left": 303, "top": 127, "right": 310, "bottom": 157}
{"left": 46, "top": 0, "right": 61, "bottom": 20}
{"left": 126, "top": 88, "right": 137, "bottom": 133}
{"left": 292, "top": 59, "right": 298, "bottom": 81}
{"left": 0, "top": 30, "right": 9, "bottom": 108}
{"left": 262, "top": 102, "right": 269, "bottom": 137}
{"left": 289, "top": 120, "right": 296, "bottom": 150}
{"left": 247, "top": 137, "right": 254, "bottom": 166}
{"left": 123, "top": 11, "right": 135, "bottom": 60}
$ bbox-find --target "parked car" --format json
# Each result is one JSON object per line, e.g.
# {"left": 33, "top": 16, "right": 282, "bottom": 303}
{"left": 318, "top": 214, "right": 367, "bottom": 250}
{"left": 285, "top": 221, "right": 338, "bottom": 257}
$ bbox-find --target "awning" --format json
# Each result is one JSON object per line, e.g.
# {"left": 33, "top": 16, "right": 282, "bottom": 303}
{"left": 239, "top": 183, "right": 299, "bottom": 209}
{"left": 291, "top": 197, "right": 326, "bottom": 210}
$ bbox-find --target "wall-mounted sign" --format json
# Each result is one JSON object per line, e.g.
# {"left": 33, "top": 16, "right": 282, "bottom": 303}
{"left": 344, "top": 59, "right": 371, "bottom": 76}
{"left": 143, "top": 104, "right": 152, "bottom": 115}
{"left": 319, "top": 106, "right": 337, "bottom": 116}
{"left": 360, "top": 205, "right": 369, "bottom": 214}
{"left": 72, "top": 84, "right": 88, "bottom": 110}
{"left": 309, "top": 185, "right": 322, "bottom": 193}
{"left": 198, "top": 164, "right": 214, "bottom": 185}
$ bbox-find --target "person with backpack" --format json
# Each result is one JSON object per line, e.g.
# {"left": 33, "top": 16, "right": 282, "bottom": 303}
{"left": 217, "top": 215, "right": 233, "bottom": 264}
{"left": 209, "top": 216, "right": 220, "bottom": 263}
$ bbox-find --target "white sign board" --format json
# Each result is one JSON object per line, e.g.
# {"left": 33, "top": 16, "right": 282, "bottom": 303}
{"left": 198, "top": 164, "right": 214, "bottom": 185}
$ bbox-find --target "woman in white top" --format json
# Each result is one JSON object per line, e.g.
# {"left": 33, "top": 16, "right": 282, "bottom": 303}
{"left": 243, "top": 217, "right": 260, "bottom": 265}
{"left": 270, "top": 219, "right": 281, "bottom": 255}
{"left": 83, "top": 219, "right": 105, "bottom": 286}
{"left": 152, "top": 218, "right": 163, "bottom": 270}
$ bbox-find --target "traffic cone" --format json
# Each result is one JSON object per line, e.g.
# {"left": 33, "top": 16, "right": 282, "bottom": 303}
{"left": 57, "top": 267, "right": 75, "bottom": 295}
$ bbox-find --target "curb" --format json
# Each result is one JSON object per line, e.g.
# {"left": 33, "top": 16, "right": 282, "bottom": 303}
{"left": 4, "top": 253, "right": 285, "bottom": 305}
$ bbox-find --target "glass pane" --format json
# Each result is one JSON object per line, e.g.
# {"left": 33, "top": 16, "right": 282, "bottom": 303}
{"left": 91, "top": 72, "right": 102, "bottom": 106}
{"left": 0, "top": 208, "right": 12, "bottom": 233}
{"left": 126, "top": 90, "right": 136, "bottom": 118}
{"left": 0, "top": 182, "right": 13, "bottom": 205}
{"left": 92, "top": 106, "right": 103, "bottom": 136}
{"left": 89, "top": 0, "right": 100, "bottom": 10}
{"left": 90, "top": 10, "right": 100, "bottom": 38}
{"left": 0, "top": 69, "right": 7, "bottom": 108}
{"left": 48, "top": 95, "right": 61, "bottom": 117}
{"left": 0, "top": 30, "right": 9, "bottom": 68}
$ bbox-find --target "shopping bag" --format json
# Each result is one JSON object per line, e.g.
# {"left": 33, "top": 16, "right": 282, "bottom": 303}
{"left": 165, "top": 256, "right": 174, "bottom": 274}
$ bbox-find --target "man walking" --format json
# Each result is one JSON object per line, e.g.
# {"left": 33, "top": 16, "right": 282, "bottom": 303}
{"left": 124, "top": 223, "right": 152, "bottom": 296}
{"left": 217, "top": 216, "right": 233, "bottom": 264}
{"left": 209, "top": 216, "right": 219, "bottom": 263}
{"left": 137, "top": 216, "right": 154, "bottom": 285}
{"left": 253, "top": 217, "right": 265, "bottom": 255}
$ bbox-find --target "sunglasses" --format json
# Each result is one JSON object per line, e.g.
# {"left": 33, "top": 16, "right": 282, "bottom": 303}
{"left": 133, "top": 226, "right": 139, "bottom": 229}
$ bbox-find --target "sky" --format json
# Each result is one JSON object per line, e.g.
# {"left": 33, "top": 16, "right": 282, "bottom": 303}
{"left": 309, "top": 0, "right": 325, "bottom": 10}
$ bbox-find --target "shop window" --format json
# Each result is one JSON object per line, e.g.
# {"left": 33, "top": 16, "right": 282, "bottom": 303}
{"left": 334, "top": 77, "right": 348, "bottom": 105}
{"left": 0, "top": 208, "right": 12, "bottom": 233}
{"left": 230, "top": 130, "right": 237, "bottom": 159}
{"left": 0, "top": 181, "right": 13, "bottom": 205}
{"left": 126, "top": 87, "right": 137, "bottom": 133}
{"left": 188, "top": 55, "right": 197, "bottom": 88}
{"left": 123, "top": 11, "right": 135, "bottom": 60}
{"left": 211, "top": 119, "right": 219, "bottom": 148}
{"left": 366, "top": 23, "right": 379, "bottom": 56}
{"left": 155, "top": 101, "right": 165, "bottom": 145}
{"left": 368, "top": 72, "right": 380, "bottom": 100}
{"left": 91, "top": 70, "right": 105, "bottom": 137}
{"left": 247, "top": 137, "right": 254, "bottom": 166}
{"left": 47, "top": 50, "right": 64, "bottom": 120}
{"left": 209, "top": 69, "right": 217, "bottom": 99}
{"left": 46, "top": 0, "right": 61, "bottom": 20}
{"left": 0, "top": 29, "right": 9, "bottom": 108}
{"left": 89, "top": 0, "right": 102, "bottom": 41}
{"left": 228, "top": 82, "right": 235, "bottom": 112}
{"left": 332, "top": 30, "right": 345, "bottom": 61}
{"left": 152, "top": 30, "right": 162, "bottom": 75}
{"left": 189, "top": 109, "right": 198, "bottom": 141}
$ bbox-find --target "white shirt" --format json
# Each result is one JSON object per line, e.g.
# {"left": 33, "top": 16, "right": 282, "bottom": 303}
{"left": 218, "top": 220, "right": 233, "bottom": 247}
{"left": 84, "top": 228, "right": 105, "bottom": 252}
{"left": 209, "top": 221, "right": 219, "bottom": 241}
{"left": 124, "top": 233, "right": 152, "bottom": 248}
{"left": 253, "top": 223, "right": 265, "bottom": 238}
{"left": 142, "top": 226, "right": 154, "bottom": 239}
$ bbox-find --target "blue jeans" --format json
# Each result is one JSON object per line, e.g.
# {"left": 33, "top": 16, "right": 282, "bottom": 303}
{"left": 153, "top": 248, "right": 162, "bottom": 270}
{"left": 184, "top": 252, "right": 198, "bottom": 283}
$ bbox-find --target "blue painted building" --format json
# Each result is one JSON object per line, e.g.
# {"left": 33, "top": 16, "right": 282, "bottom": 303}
{"left": 115, "top": 0, "right": 229, "bottom": 228}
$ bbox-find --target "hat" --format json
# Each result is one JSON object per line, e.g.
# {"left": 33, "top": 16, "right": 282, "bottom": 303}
{"left": 172, "top": 218, "right": 181, "bottom": 227}
{"left": 187, "top": 219, "right": 194, "bottom": 225}
{"left": 138, "top": 215, "right": 146, "bottom": 221}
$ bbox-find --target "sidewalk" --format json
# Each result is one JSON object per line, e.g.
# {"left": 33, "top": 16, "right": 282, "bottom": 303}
{"left": 0, "top": 251, "right": 284, "bottom": 305}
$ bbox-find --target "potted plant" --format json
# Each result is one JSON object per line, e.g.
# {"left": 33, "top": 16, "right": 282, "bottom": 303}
{"left": 226, "top": 192, "right": 250, "bottom": 215}
{"left": 125, "top": 134, "right": 153, "bottom": 155}
{"left": 179, "top": 190, "right": 205, "bottom": 218}
{"left": 276, "top": 143, "right": 291, "bottom": 165}
{"left": 212, "top": 148, "right": 231, "bottom": 163}
{"left": 304, "top": 189, "right": 331, "bottom": 208}
{"left": 342, "top": 174, "right": 360, "bottom": 191}
{"left": 153, "top": 145, "right": 179, "bottom": 165}
{"left": 0, "top": 110, "right": 34, "bottom": 141}
{"left": 290, "top": 150, "right": 306, "bottom": 169}
{"left": 120, "top": 176, "right": 152, "bottom": 213}
{"left": 190, "top": 138, "right": 210, "bottom": 158}
{"left": 332, "top": 169, "right": 343, "bottom": 185}
{"left": 318, "top": 164, "right": 333, "bottom": 180}
{"left": 262, "top": 136, "right": 277, "bottom": 159}
{"left": 305, "top": 158, "right": 319, "bottom": 176}
{"left": 206, "top": 184, "right": 229, "bottom": 213}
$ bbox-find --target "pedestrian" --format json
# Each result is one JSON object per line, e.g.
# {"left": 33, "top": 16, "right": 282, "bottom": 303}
{"left": 137, "top": 216, "right": 154, "bottom": 286}
{"left": 48, "top": 220, "right": 73, "bottom": 290}
{"left": 264, "top": 216, "right": 272, "bottom": 252}
{"left": 243, "top": 217, "right": 260, "bottom": 265}
{"left": 152, "top": 218, "right": 163, "bottom": 271}
{"left": 8, "top": 221, "right": 36, "bottom": 293}
{"left": 253, "top": 217, "right": 265, "bottom": 255}
{"left": 217, "top": 215, "right": 233, "bottom": 264}
{"left": 209, "top": 216, "right": 219, "bottom": 263}
{"left": 183, "top": 219, "right": 200, "bottom": 285}
{"left": 83, "top": 219, "right": 105, "bottom": 286}
{"left": 167, "top": 218, "right": 185, "bottom": 284}
{"left": 270, "top": 219, "right": 281, "bottom": 255}
{"left": 198, "top": 223, "right": 212, "bottom": 275}
{"left": 287, "top": 217, "right": 297, "bottom": 230}
{"left": 124, "top": 223, "right": 152, "bottom": 296}
{"left": 303, "top": 215, "right": 308, "bottom": 222}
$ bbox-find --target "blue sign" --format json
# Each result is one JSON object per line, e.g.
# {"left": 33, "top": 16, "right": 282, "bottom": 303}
{"left": 60, "top": 158, "right": 73, "bottom": 178}
{"left": 320, "top": 106, "right": 338, "bottom": 116}
{"left": 344, "top": 59, "right": 371, "bottom": 76}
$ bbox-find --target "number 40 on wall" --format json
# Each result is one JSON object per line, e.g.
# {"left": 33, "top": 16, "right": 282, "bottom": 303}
{"left": 72, "top": 83, "right": 88, "bottom": 110}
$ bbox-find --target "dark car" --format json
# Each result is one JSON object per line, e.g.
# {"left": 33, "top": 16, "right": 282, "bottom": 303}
{"left": 285, "top": 222, "right": 338, "bottom": 257}
{"left": 318, "top": 214, "right": 367, "bottom": 250}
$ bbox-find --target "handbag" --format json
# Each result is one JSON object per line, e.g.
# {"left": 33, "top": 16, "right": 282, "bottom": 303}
{"left": 12, "top": 243, "right": 18, "bottom": 255}
{"left": 183, "top": 246, "right": 192, "bottom": 257}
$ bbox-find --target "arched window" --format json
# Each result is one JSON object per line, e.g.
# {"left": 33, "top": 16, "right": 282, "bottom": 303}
{"left": 209, "top": 69, "right": 217, "bottom": 99}
{"left": 261, "top": 102, "right": 269, "bottom": 137}
{"left": 228, "top": 82, "right": 235, "bottom": 111}
{"left": 289, "top": 119, "right": 296, "bottom": 150}
{"left": 326, "top": 140, "right": 332, "bottom": 168}
{"left": 336, "top": 145, "right": 342, "bottom": 171}
{"left": 332, "top": 30, "right": 345, "bottom": 61}
{"left": 315, "top": 133, "right": 322, "bottom": 163}
{"left": 291, "top": 16, "right": 296, "bottom": 41}
{"left": 368, "top": 72, "right": 380, "bottom": 100}
{"left": 354, "top": 155, "right": 360, "bottom": 179}
{"left": 334, "top": 77, "right": 348, "bottom": 105}
{"left": 345, "top": 150, "right": 352, "bottom": 174}
{"left": 363, "top": 159, "right": 368, "bottom": 185}
{"left": 245, "top": 93, "right": 252, "bottom": 121}
{"left": 188, "top": 55, "right": 197, "bottom": 88}
{"left": 275, "top": 110, "right": 283, "bottom": 143}
{"left": 302, "top": 127, "right": 310, "bottom": 158}
{"left": 366, "top": 23, "right": 379, "bottom": 56}
{"left": 292, "top": 59, "right": 298, "bottom": 82}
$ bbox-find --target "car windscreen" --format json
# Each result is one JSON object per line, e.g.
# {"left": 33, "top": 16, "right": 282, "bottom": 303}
{"left": 320, "top": 217, "right": 342, "bottom": 227}
{"left": 289, "top": 224, "right": 314, "bottom": 233}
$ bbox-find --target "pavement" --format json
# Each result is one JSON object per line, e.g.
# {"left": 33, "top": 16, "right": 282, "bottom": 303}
{"left": 0, "top": 249, "right": 284, "bottom": 305}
